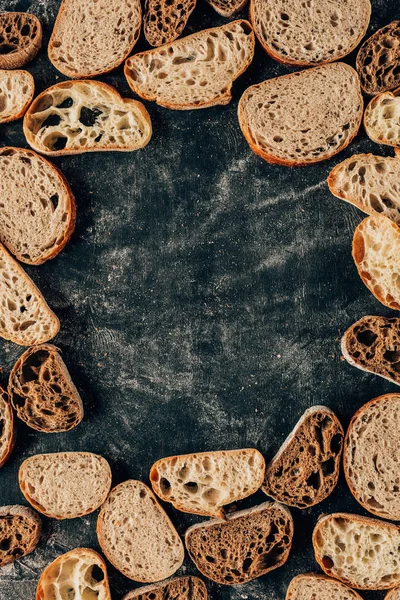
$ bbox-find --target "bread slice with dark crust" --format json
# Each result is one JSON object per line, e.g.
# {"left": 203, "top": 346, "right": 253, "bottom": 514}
{"left": 144, "top": 0, "right": 196, "bottom": 47}
{"left": 207, "top": 0, "right": 248, "bottom": 18}
{"left": 286, "top": 573, "right": 364, "bottom": 600}
{"left": 262, "top": 406, "right": 343, "bottom": 509}
{"left": 9, "top": 344, "right": 83, "bottom": 433}
{"left": 0, "top": 386, "right": 15, "bottom": 469}
{"left": 0, "top": 13, "right": 42, "bottom": 69}
{"left": 357, "top": 21, "right": 400, "bottom": 95}
{"left": 185, "top": 501, "right": 293, "bottom": 585}
{"left": 0, "top": 505, "right": 41, "bottom": 566}
{"left": 0, "top": 70, "right": 34, "bottom": 124}
{"left": 123, "top": 577, "right": 207, "bottom": 600}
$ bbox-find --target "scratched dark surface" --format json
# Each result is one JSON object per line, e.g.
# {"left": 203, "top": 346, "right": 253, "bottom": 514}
{"left": 0, "top": 1, "right": 398, "bottom": 599}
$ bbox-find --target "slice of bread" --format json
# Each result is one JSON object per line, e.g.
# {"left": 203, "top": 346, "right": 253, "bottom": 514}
{"left": 0, "top": 242, "right": 60, "bottom": 346}
{"left": 123, "top": 577, "right": 207, "bottom": 600}
{"left": 313, "top": 512, "right": 400, "bottom": 590}
{"left": 0, "top": 505, "right": 41, "bottom": 566}
{"left": 150, "top": 448, "right": 265, "bottom": 517}
{"left": 364, "top": 88, "right": 400, "bottom": 148}
{"left": 344, "top": 394, "right": 400, "bottom": 520}
{"left": 36, "top": 548, "right": 111, "bottom": 600}
{"left": 262, "top": 406, "right": 343, "bottom": 509}
{"left": 144, "top": 0, "right": 196, "bottom": 46}
{"left": 19, "top": 452, "right": 111, "bottom": 519}
{"left": 0, "top": 12, "right": 42, "bottom": 69}
{"left": 238, "top": 63, "right": 363, "bottom": 166}
{"left": 97, "top": 480, "right": 184, "bottom": 582}
{"left": 23, "top": 80, "right": 152, "bottom": 156}
{"left": 286, "top": 573, "right": 364, "bottom": 600}
{"left": 0, "top": 70, "right": 34, "bottom": 124}
{"left": 48, "top": 0, "right": 141, "bottom": 79}
{"left": 250, "top": 0, "right": 370, "bottom": 67}
{"left": 185, "top": 501, "right": 293, "bottom": 585}
{"left": 352, "top": 215, "right": 400, "bottom": 310}
{"left": 357, "top": 21, "right": 400, "bottom": 95}
{"left": 124, "top": 20, "right": 255, "bottom": 110}
{"left": 341, "top": 315, "right": 400, "bottom": 386}
{"left": 387, "top": 587, "right": 400, "bottom": 600}
{"left": 0, "top": 147, "right": 76, "bottom": 265}
{"left": 328, "top": 154, "right": 400, "bottom": 224}
{"left": 9, "top": 344, "right": 83, "bottom": 433}
{"left": 0, "top": 386, "right": 15, "bottom": 468}
{"left": 207, "top": 0, "right": 248, "bottom": 18}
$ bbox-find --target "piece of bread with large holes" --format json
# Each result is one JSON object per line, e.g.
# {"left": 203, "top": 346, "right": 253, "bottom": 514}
{"left": 207, "top": 0, "right": 248, "bottom": 17}
{"left": 185, "top": 501, "right": 293, "bottom": 585}
{"left": 150, "top": 448, "right": 265, "bottom": 518}
{"left": 144, "top": 0, "right": 196, "bottom": 47}
{"left": 0, "top": 386, "right": 15, "bottom": 468}
{"left": 0, "top": 70, "right": 34, "bottom": 124}
{"left": 364, "top": 88, "right": 400, "bottom": 148}
{"left": 262, "top": 406, "right": 343, "bottom": 509}
{"left": 352, "top": 215, "right": 400, "bottom": 310}
{"left": 124, "top": 20, "right": 255, "bottom": 110}
{"left": 23, "top": 80, "right": 152, "bottom": 156}
{"left": 123, "top": 577, "right": 207, "bottom": 600}
{"left": 238, "top": 63, "right": 363, "bottom": 166}
{"left": 0, "top": 505, "right": 41, "bottom": 567}
{"left": 286, "top": 573, "right": 364, "bottom": 600}
{"left": 19, "top": 452, "right": 111, "bottom": 519}
{"left": 357, "top": 21, "right": 400, "bottom": 96}
{"left": 250, "top": 0, "right": 370, "bottom": 67}
{"left": 97, "top": 480, "right": 184, "bottom": 582}
{"left": 0, "top": 12, "right": 42, "bottom": 69}
{"left": 36, "top": 548, "right": 111, "bottom": 600}
{"left": 313, "top": 512, "right": 400, "bottom": 590}
{"left": 0, "top": 147, "right": 76, "bottom": 265}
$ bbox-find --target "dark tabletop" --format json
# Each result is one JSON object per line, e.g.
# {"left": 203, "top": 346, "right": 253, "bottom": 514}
{"left": 0, "top": 1, "right": 398, "bottom": 599}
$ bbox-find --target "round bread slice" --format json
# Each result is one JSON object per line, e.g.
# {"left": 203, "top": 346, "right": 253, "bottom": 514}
{"left": 97, "top": 480, "right": 184, "bottom": 582}
{"left": 286, "top": 573, "right": 364, "bottom": 600}
{"left": 357, "top": 21, "right": 400, "bottom": 96}
{"left": 123, "top": 576, "right": 207, "bottom": 600}
{"left": 19, "top": 452, "right": 112, "bottom": 519}
{"left": 0, "top": 12, "right": 42, "bottom": 69}
{"left": 0, "top": 505, "right": 41, "bottom": 567}
{"left": 238, "top": 63, "right": 363, "bottom": 166}
{"left": 0, "top": 147, "right": 76, "bottom": 265}
{"left": 0, "top": 70, "right": 34, "bottom": 124}
{"left": 250, "top": 0, "right": 371, "bottom": 67}
{"left": 0, "top": 386, "right": 15, "bottom": 469}
{"left": 364, "top": 88, "right": 400, "bottom": 148}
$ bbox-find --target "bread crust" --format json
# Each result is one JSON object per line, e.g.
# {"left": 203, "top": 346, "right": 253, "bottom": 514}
{"left": 0, "top": 504, "right": 41, "bottom": 566}
{"left": 0, "top": 386, "right": 16, "bottom": 469}
{"left": 0, "top": 70, "right": 34, "bottom": 124}
{"left": 286, "top": 573, "right": 364, "bottom": 599}
{"left": 0, "top": 13, "right": 42, "bottom": 69}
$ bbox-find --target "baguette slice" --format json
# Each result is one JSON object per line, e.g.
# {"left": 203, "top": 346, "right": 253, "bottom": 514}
{"left": 364, "top": 88, "right": 400, "bottom": 148}
{"left": 0, "top": 505, "right": 41, "bottom": 566}
{"left": 344, "top": 394, "right": 400, "bottom": 520}
{"left": 0, "top": 13, "right": 42, "bottom": 69}
{"left": 36, "top": 548, "right": 111, "bottom": 600}
{"left": 9, "top": 344, "right": 83, "bottom": 433}
{"left": 150, "top": 448, "right": 265, "bottom": 517}
{"left": 250, "top": 0, "right": 370, "bottom": 67}
{"left": 144, "top": 0, "right": 196, "bottom": 46}
{"left": 313, "top": 512, "right": 400, "bottom": 590}
{"left": 97, "top": 480, "right": 184, "bottom": 582}
{"left": 352, "top": 214, "right": 400, "bottom": 309}
{"left": 357, "top": 21, "right": 400, "bottom": 95}
{"left": 262, "top": 406, "right": 343, "bottom": 509}
{"left": 387, "top": 587, "right": 400, "bottom": 600}
{"left": 341, "top": 315, "right": 400, "bottom": 386}
{"left": 238, "top": 63, "right": 363, "bottom": 166}
{"left": 124, "top": 20, "right": 255, "bottom": 110}
{"left": 0, "top": 242, "right": 60, "bottom": 346}
{"left": 48, "top": 0, "right": 141, "bottom": 78}
{"left": 0, "top": 386, "right": 15, "bottom": 468}
{"left": 23, "top": 80, "right": 152, "bottom": 156}
{"left": 185, "top": 501, "right": 293, "bottom": 585}
{"left": 328, "top": 154, "right": 400, "bottom": 224}
{"left": 0, "top": 147, "right": 76, "bottom": 265}
{"left": 19, "top": 452, "right": 111, "bottom": 519}
{"left": 207, "top": 0, "right": 248, "bottom": 17}
{"left": 0, "top": 70, "right": 34, "bottom": 124}
{"left": 286, "top": 573, "right": 364, "bottom": 600}
{"left": 123, "top": 577, "right": 207, "bottom": 600}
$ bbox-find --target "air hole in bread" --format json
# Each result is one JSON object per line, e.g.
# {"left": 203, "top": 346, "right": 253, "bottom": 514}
{"left": 356, "top": 329, "right": 378, "bottom": 347}
{"left": 322, "top": 555, "right": 334, "bottom": 569}
{"left": 79, "top": 106, "right": 102, "bottom": 127}
{"left": 57, "top": 97, "right": 73, "bottom": 109}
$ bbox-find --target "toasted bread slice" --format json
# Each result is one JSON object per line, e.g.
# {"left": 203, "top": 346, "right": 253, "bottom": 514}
{"left": 286, "top": 573, "right": 364, "bottom": 600}
{"left": 185, "top": 501, "right": 293, "bottom": 585}
{"left": 0, "top": 147, "right": 75, "bottom": 265}
{"left": 23, "top": 80, "right": 152, "bottom": 156}
{"left": 364, "top": 88, "right": 400, "bottom": 148}
{"left": 352, "top": 214, "right": 400, "bottom": 309}
{"left": 36, "top": 548, "right": 111, "bottom": 600}
{"left": 123, "top": 577, "right": 207, "bottom": 600}
{"left": 150, "top": 448, "right": 265, "bottom": 517}
{"left": 0, "top": 70, "right": 34, "bottom": 124}
{"left": 313, "top": 512, "right": 400, "bottom": 590}
{"left": 124, "top": 21, "right": 255, "bottom": 110}
{"left": 250, "top": 0, "right": 370, "bottom": 67}
{"left": 0, "top": 242, "right": 59, "bottom": 346}
{"left": 208, "top": 0, "right": 248, "bottom": 17}
{"left": 262, "top": 406, "right": 343, "bottom": 509}
{"left": 238, "top": 63, "right": 363, "bottom": 166}
{"left": 144, "top": 0, "right": 196, "bottom": 46}
{"left": 328, "top": 154, "right": 400, "bottom": 224}
{"left": 9, "top": 344, "right": 83, "bottom": 433}
{"left": 0, "top": 12, "right": 42, "bottom": 69}
{"left": 0, "top": 505, "right": 41, "bottom": 566}
{"left": 357, "top": 21, "right": 400, "bottom": 95}
{"left": 19, "top": 452, "right": 111, "bottom": 519}
{"left": 0, "top": 386, "right": 15, "bottom": 468}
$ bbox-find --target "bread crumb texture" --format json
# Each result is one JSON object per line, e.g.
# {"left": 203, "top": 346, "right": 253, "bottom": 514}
{"left": 144, "top": 0, "right": 196, "bottom": 46}
{"left": 357, "top": 21, "right": 400, "bottom": 95}
{"left": 0, "top": 505, "right": 41, "bottom": 567}
{"left": 0, "top": 386, "right": 14, "bottom": 468}
{"left": 0, "top": 70, "right": 34, "bottom": 124}
{"left": 0, "top": 12, "right": 42, "bottom": 69}
{"left": 364, "top": 89, "right": 400, "bottom": 147}
{"left": 286, "top": 573, "right": 363, "bottom": 600}
{"left": 123, "top": 576, "right": 207, "bottom": 600}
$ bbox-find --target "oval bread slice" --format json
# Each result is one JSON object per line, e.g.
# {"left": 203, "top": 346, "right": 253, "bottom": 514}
{"left": 364, "top": 88, "right": 400, "bottom": 148}
{"left": 208, "top": 0, "right": 248, "bottom": 17}
{"left": 150, "top": 448, "right": 265, "bottom": 517}
{"left": 0, "top": 12, "right": 42, "bottom": 69}
{"left": 356, "top": 21, "right": 400, "bottom": 95}
{"left": 97, "top": 480, "right": 184, "bottom": 582}
{"left": 144, "top": 0, "right": 196, "bottom": 47}
{"left": 0, "top": 386, "right": 15, "bottom": 469}
{"left": 123, "top": 577, "right": 207, "bottom": 600}
{"left": 19, "top": 452, "right": 112, "bottom": 519}
{"left": 286, "top": 573, "right": 364, "bottom": 600}
{"left": 0, "top": 70, "right": 34, "bottom": 124}
{"left": 0, "top": 505, "right": 41, "bottom": 567}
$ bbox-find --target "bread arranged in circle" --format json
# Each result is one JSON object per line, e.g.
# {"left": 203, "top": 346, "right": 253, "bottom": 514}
{"left": 123, "top": 577, "right": 207, "bottom": 600}
{"left": 0, "top": 12, "right": 42, "bottom": 69}
{"left": 144, "top": 0, "right": 196, "bottom": 47}
{"left": 0, "top": 70, "right": 34, "bottom": 124}
{"left": 357, "top": 21, "right": 400, "bottom": 95}
{"left": 0, "top": 386, "right": 15, "bottom": 469}
{"left": 0, "top": 505, "right": 41, "bottom": 567}
{"left": 364, "top": 88, "right": 400, "bottom": 148}
{"left": 286, "top": 573, "right": 364, "bottom": 600}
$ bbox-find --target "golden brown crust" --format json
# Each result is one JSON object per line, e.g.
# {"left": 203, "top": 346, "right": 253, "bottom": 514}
{"left": 0, "top": 386, "right": 15, "bottom": 469}
{"left": 0, "top": 70, "right": 34, "bottom": 124}
{"left": 0, "top": 13, "right": 42, "bottom": 69}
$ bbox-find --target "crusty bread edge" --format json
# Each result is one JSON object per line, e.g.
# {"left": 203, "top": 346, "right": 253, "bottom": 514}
{"left": 0, "top": 504, "right": 41, "bottom": 566}
{"left": 0, "top": 71, "right": 34, "bottom": 124}
{"left": 123, "top": 576, "right": 207, "bottom": 600}
{"left": 0, "top": 386, "right": 16, "bottom": 468}
{"left": 207, "top": 0, "right": 249, "bottom": 18}
{"left": 364, "top": 88, "right": 400, "bottom": 147}
{"left": 0, "top": 12, "right": 42, "bottom": 69}
{"left": 356, "top": 21, "right": 400, "bottom": 96}
{"left": 286, "top": 572, "right": 364, "bottom": 599}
